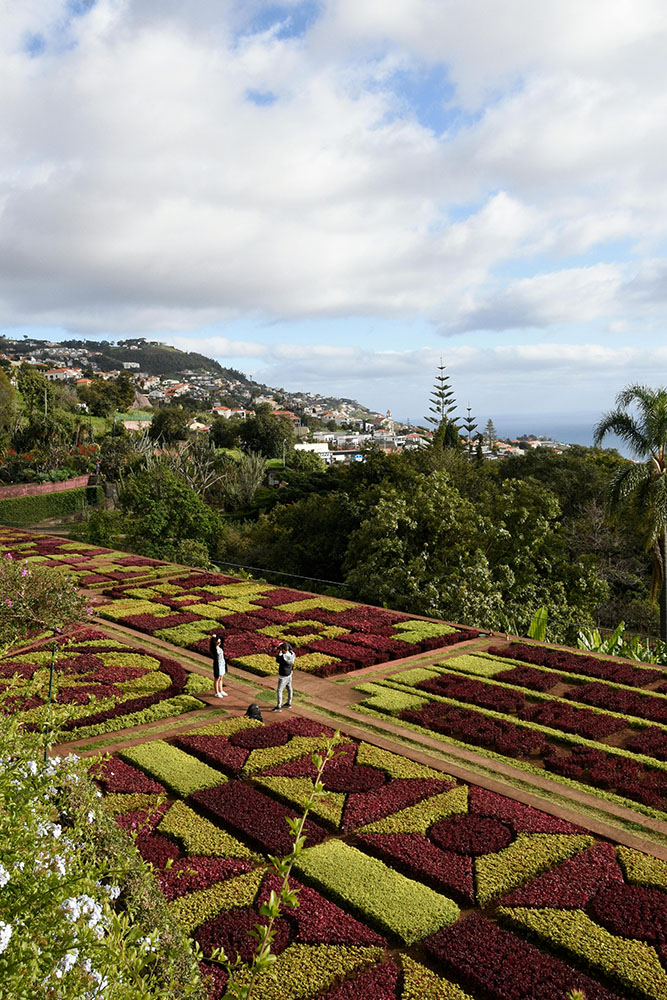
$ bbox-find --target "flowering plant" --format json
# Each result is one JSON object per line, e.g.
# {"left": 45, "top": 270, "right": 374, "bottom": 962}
{"left": 0, "top": 717, "right": 206, "bottom": 999}
{"left": 0, "top": 554, "right": 88, "bottom": 655}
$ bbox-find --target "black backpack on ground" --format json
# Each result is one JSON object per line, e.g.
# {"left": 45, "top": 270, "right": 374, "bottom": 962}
{"left": 245, "top": 703, "right": 263, "bottom": 722}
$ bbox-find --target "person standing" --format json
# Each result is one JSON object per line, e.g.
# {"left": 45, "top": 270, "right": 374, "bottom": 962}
{"left": 272, "top": 641, "right": 295, "bottom": 712}
{"left": 210, "top": 633, "right": 227, "bottom": 697}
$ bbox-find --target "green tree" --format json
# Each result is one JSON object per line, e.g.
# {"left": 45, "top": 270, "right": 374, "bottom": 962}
{"left": 119, "top": 464, "right": 221, "bottom": 558}
{"left": 0, "top": 369, "right": 18, "bottom": 443}
{"left": 17, "top": 366, "right": 53, "bottom": 417}
{"left": 462, "top": 407, "right": 478, "bottom": 457}
{"left": 594, "top": 384, "right": 667, "bottom": 638}
{"left": 484, "top": 419, "right": 497, "bottom": 450}
{"left": 211, "top": 416, "right": 243, "bottom": 449}
{"left": 424, "top": 360, "right": 460, "bottom": 449}
{"left": 239, "top": 405, "right": 295, "bottom": 458}
{"left": 149, "top": 406, "right": 189, "bottom": 444}
{"left": 78, "top": 374, "right": 135, "bottom": 417}
{"left": 342, "top": 470, "right": 606, "bottom": 638}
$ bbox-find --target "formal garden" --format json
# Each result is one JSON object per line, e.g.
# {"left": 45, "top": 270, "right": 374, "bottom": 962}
{"left": 3, "top": 526, "right": 667, "bottom": 1000}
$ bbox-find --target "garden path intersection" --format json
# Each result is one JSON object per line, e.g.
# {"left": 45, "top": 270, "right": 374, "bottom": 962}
{"left": 4, "top": 526, "right": 667, "bottom": 999}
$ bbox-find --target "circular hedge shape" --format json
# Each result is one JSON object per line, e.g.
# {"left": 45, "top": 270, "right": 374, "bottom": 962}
{"left": 228, "top": 725, "right": 291, "bottom": 749}
{"left": 587, "top": 882, "right": 667, "bottom": 944}
{"left": 429, "top": 813, "right": 513, "bottom": 856}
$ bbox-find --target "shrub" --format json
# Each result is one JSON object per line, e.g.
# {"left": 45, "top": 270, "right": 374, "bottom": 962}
{"left": 0, "top": 485, "right": 102, "bottom": 526}
{"left": 425, "top": 913, "right": 621, "bottom": 1000}
{"left": 489, "top": 642, "right": 662, "bottom": 688}
{"left": 617, "top": 845, "right": 667, "bottom": 890}
{"left": 498, "top": 905, "right": 667, "bottom": 999}
{"left": 157, "top": 800, "right": 257, "bottom": 860}
{"left": 499, "top": 843, "right": 622, "bottom": 908}
{"left": 294, "top": 840, "right": 460, "bottom": 944}
{"left": 190, "top": 782, "right": 329, "bottom": 855}
{"left": 0, "top": 719, "right": 206, "bottom": 1000}
{"left": 120, "top": 742, "right": 225, "bottom": 797}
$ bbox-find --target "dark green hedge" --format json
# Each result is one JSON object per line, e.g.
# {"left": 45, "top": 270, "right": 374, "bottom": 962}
{"left": 0, "top": 485, "right": 103, "bottom": 526}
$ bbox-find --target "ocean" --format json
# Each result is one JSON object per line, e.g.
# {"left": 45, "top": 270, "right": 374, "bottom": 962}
{"left": 491, "top": 412, "right": 631, "bottom": 456}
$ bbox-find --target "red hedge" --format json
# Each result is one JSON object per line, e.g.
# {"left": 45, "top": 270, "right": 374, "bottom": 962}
{"left": 499, "top": 843, "right": 622, "bottom": 907}
{"left": 190, "top": 782, "right": 329, "bottom": 854}
{"left": 158, "top": 856, "right": 254, "bottom": 902}
{"left": 488, "top": 643, "right": 662, "bottom": 687}
{"left": 356, "top": 832, "right": 475, "bottom": 902}
{"left": 425, "top": 914, "right": 623, "bottom": 1000}
{"left": 315, "top": 960, "right": 398, "bottom": 999}
{"left": 417, "top": 673, "right": 526, "bottom": 713}
{"left": 518, "top": 699, "right": 628, "bottom": 738}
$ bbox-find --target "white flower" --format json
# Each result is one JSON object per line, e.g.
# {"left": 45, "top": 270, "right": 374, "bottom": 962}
{"left": 55, "top": 949, "right": 79, "bottom": 978}
{"left": 25, "top": 760, "right": 38, "bottom": 776}
{"left": 53, "top": 855, "right": 67, "bottom": 876}
{"left": 61, "top": 897, "right": 82, "bottom": 922}
{"left": 106, "top": 885, "right": 120, "bottom": 901}
{"left": 51, "top": 823, "right": 62, "bottom": 839}
{"left": 0, "top": 922, "right": 12, "bottom": 954}
{"left": 0, "top": 864, "right": 9, "bottom": 888}
{"left": 87, "top": 811, "right": 95, "bottom": 824}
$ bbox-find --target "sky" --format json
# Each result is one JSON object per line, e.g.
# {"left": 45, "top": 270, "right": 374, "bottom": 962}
{"left": 3, "top": 0, "right": 667, "bottom": 439}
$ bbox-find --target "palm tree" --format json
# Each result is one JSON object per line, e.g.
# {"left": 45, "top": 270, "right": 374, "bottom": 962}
{"left": 594, "top": 384, "right": 667, "bottom": 638}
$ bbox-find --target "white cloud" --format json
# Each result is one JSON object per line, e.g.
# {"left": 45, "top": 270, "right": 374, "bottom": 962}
{"left": 1, "top": 0, "right": 667, "bottom": 347}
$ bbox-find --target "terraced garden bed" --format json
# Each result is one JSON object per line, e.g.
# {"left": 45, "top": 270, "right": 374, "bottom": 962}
{"left": 0, "top": 526, "right": 175, "bottom": 587}
{"left": 95, "top": 572, "right": 477, "bottom": 677}
{"left": 353, "top": 648, "right": 667, "bottom": 816}
{"left": 0, "top": 625, "right": 208, "bottom": 737}
{"left": 92, "top": 717, "right": 667, "bottom": 1000}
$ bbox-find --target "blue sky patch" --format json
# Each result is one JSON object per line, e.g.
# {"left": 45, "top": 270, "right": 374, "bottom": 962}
{"left": 246, "top": 89, "right": 278, "bottom": 106}
{"left": 240, "top": 1, "right": 321, "bottom": 40}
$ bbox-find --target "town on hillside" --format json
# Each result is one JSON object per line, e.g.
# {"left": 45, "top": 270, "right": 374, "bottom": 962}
{"left": 0, "top": 335, "right": 569, "bottom": 461}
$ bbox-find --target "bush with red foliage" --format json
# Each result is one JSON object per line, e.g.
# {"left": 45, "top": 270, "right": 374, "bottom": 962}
{"left": 356, "top": 831, "right": 475, "bottom": 902}
{"left": 587, "top": 882, "right": 667, "bottom": 945}
{"left": 58, "top": 650, "right": 186, "bottom": 732}
{"left": 425, "top": 913, "right": 623, "bottom": 1000}
{"left": 488, "top": 643, "right": 661, "bottom": 687}
{"left": 0, "top": 661, "right": 39, "bottom": 680}
{"left": 402, "top": 703, "right": 547, "bottom": 757}
{"left": 494, "top": 665, "right": 561, "bottom": 692}
{"left": 134, "top": 831, "right": 182, "bottom": 868}
{"left": 626, "top": 725, "right": 667, "bottom": 761}
{"left": 195, "top": 905, "right": 291, "bottom": 963}
{"left": 95, "top": 757, "right": 166, "bottom": 794}
{"left": 114, "top": 801, "right": 170, "bottom": 833}
{"left": 429, "top": 813, "right": 514, "bottom": 856}
{"left": 228, "top": 724, "right": 291, "bottom": 749}
{"left": 122, "top": 612, "right": 200, "bottom": 633}
{"left": 421, "top": 630, "right": 478, "bottom": 651}
{"left": 542, "top": 745, "right": 667, "bottom": 808}
{"left": 333, "top": 632, "right": 416, "bottom": 659}
{"left": 518, "top": 700, "right": 627, "bottom": 739}
{"left": 57, "top": 684, "right": 122, "bottom": 705}
{"left": 168, "top": 572, "right": 240, "bottom": 588}
{"left": 565, "top": 682, "right": 667, "bottom": 725}
{"left": 416, "top": 674, "right": 526, "bottom": 713}
{"left": 176, "top": 735, "right": 250, "bottom": 775}
{"left": 309, "top": 657, "right": 357, "bottom": 678}
{"left": 316, "top": 960, "right": 399, "bottom": 1000}
{"left": 341, "top": 776, "right": 450, "bottom": 832}
{"left": 500, "top": 843, "right": 622, "bottom": 908}
{"left": 158, "top": 857, "right": 254, "bottom": 902}
{"left": 190, "top": 782, "right": 329, "bottom": 854}
{"left": 195, "top": 869, "right": 384, "bottom": 962}
{"left": 308, "top": 638, "right": 379, "bottom": 668}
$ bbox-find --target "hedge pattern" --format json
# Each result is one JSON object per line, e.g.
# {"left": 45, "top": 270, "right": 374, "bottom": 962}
{"left": 0, "top": 625, "right": 203, "bottom": 736}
